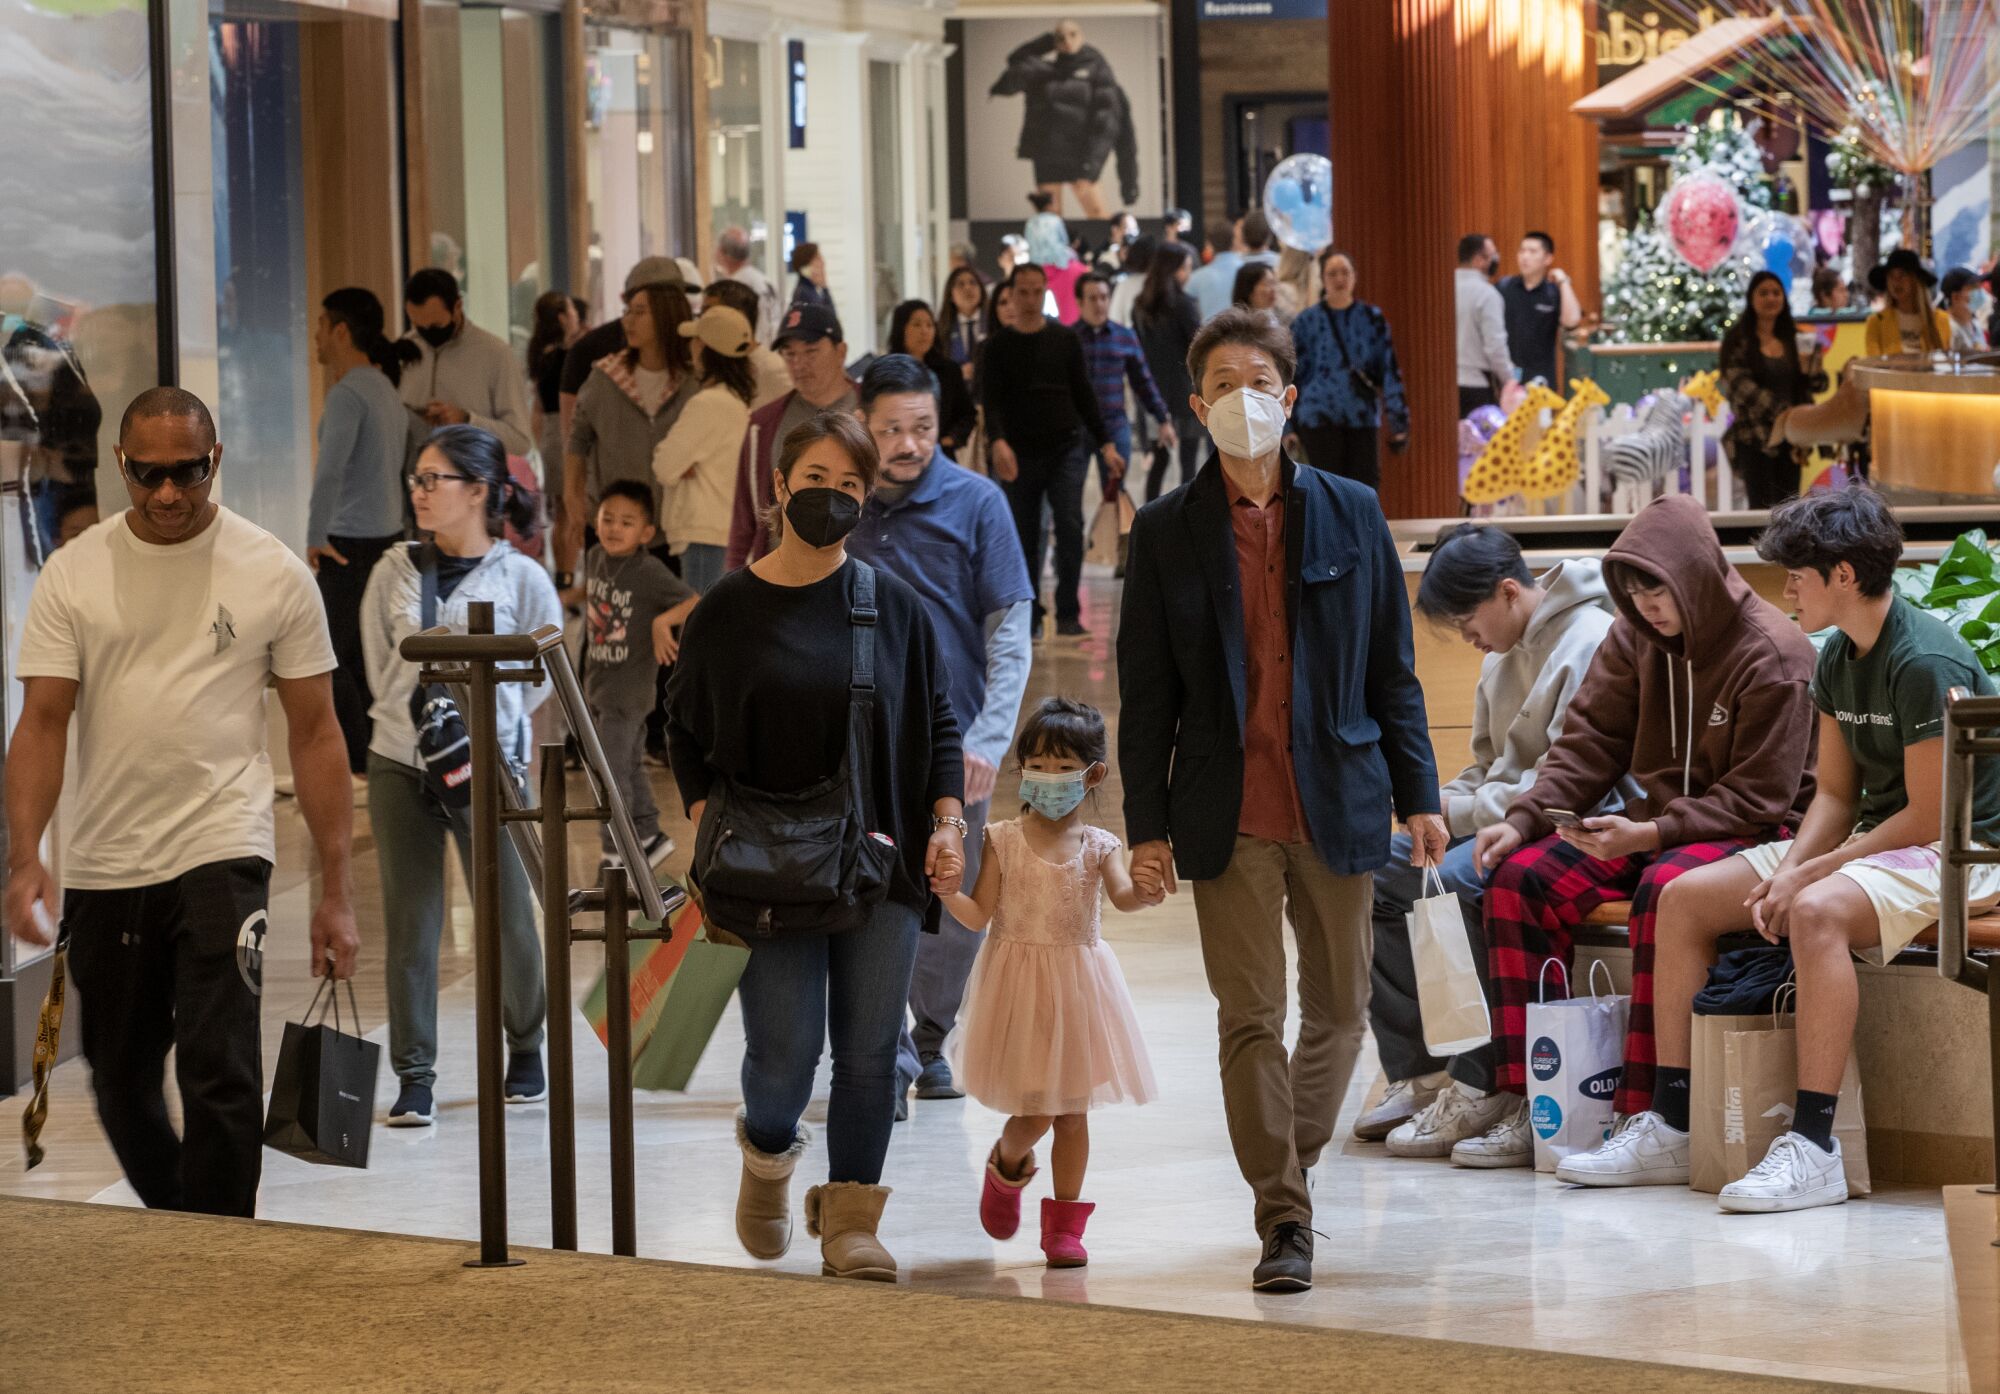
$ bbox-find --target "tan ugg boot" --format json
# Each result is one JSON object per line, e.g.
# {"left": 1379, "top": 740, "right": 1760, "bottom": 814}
{"left": 736, "top": 1109, "right": 810, "bottom": 1260}
{"left": 803, "top": 1182, "right": 896, "bottom": 1281}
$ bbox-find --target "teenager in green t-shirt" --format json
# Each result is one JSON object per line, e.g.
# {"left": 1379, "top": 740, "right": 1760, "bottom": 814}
{"left": 1559, "top": 485, "right": 2000, "bottom": 1213}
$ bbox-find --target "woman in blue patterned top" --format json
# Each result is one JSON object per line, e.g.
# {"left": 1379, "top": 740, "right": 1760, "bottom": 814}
{"left": 1287, "top": 249, "right": 1409, "bottom": 489}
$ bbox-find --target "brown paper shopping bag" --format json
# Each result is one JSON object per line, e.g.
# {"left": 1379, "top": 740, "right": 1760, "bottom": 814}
{"left": 1691, "top": 1010, "right": 1767, "bottom": 1194}
{"left": 1721, "top": 1006, "right": 1871, "bottom": 1197}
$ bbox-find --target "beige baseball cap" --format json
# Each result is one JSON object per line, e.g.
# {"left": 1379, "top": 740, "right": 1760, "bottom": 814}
{"left": 679, "top": 304, "right": 755, "bottom": 358}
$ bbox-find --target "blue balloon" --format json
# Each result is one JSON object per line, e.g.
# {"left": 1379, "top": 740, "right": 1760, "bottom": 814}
{"left": 1764, "top": 237, "right": 1796, "bottom": 283}
{"left": 1269, "top": 181, "right": 1305, "bottom": 215}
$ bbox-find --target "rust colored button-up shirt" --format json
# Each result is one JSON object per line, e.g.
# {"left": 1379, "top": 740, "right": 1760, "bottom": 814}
{"left": 1231, "top": 482, "right": 1310, "bottom": 844}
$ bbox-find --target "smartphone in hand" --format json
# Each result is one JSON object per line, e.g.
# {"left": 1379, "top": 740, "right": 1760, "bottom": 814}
{"left": 1546, "top": 808, "right": 1585, "bottom": 830}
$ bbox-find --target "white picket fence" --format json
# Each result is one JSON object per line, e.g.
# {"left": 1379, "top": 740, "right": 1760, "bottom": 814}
{"left": 1476, "top": 401, "right": 1735, "bottom": 517}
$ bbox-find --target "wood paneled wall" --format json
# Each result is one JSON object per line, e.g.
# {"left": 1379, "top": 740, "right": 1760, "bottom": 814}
{"left": 1330, "top": 0, "right": 1461, "bottom": 520}
{"left": 300, "top": 16, "right": 404, "bottom": 441}
{"left": 1455, "top": 0, "right": 1600, "bottom": 314}
{"left": 1330, "top": 0, "right": 1599, "bottom": 520}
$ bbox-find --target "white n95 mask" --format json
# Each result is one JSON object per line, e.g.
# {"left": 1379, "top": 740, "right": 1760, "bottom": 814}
{"left": 1202, "top": 386, "right": 1288, "bottom": 461}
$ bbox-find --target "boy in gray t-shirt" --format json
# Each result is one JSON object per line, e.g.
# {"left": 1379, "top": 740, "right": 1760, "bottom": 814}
{"left": 583, "top": 481, "right": 697, "bottom": 863}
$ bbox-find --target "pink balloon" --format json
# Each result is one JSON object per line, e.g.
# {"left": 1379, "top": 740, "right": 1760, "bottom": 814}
{"left": 1663, "top": 173, "right": 1741, "bottom": 275}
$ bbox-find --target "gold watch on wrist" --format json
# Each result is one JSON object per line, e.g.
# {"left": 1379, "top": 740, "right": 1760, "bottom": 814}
{"left": 932, "top": 814, "right": 969, "bottom": 835}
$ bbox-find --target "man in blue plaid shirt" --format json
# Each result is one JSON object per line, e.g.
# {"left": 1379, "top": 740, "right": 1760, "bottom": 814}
{"left": 1075, "top": 272, "right": 1177, "bottom": 489}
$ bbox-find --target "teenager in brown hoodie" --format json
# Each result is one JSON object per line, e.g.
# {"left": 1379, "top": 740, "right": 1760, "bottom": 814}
{"left": 1442, "top": 496, "right": 1817, "bottom": 1169}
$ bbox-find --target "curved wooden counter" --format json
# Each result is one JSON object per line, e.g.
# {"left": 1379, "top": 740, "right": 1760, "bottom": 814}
{"left": 1849, "top": 358, "right": 2000, "bottom": 500}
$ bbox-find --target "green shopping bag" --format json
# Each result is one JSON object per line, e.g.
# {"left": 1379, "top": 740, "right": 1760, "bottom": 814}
{"left": 581, "top": 890, "right": 748, "bottom": 1092}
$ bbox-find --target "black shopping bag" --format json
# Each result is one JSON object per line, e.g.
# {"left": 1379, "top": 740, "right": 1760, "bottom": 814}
{"left": 263, "top": 977, "right": 379, "bottom": 1168}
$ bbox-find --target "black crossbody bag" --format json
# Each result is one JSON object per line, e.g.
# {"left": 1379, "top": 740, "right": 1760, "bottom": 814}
{"left": 407, "top": 542, "right": 475, "bottom": 809}
{"left": 1326, "top": 303, "right": 1382, "bottom": 403}
{"left": 691, "top": 562, "right": 899, "bottom": 940}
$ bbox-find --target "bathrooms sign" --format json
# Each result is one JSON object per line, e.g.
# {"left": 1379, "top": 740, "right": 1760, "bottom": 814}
{"left": 1199, "top": 0, "right": 1326, "bottom": 19}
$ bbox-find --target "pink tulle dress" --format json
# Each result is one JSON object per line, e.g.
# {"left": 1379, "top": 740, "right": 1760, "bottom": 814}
{"left": 943, "top": 820, "right": 1157, "bottom": 1116}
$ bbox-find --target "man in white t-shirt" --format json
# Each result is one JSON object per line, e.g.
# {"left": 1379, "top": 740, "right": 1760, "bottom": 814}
{"left": 4, "top": 387, "right": 357, "bottom": 1218}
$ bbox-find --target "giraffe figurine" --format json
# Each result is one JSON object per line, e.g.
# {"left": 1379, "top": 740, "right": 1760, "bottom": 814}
{"left": 1462, "top": 384, "right": 1565, "bottom": 505}
{"left": 1682, "top": 368, "right": 1726, "bottom": 420}
{"left": 1520, "top": 377, "right": 1609, "bottom": 501}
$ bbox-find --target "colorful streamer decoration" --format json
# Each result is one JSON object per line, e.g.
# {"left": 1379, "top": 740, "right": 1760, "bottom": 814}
{"left": 1657, "top": 0, "right": 2000, "bottom": 176}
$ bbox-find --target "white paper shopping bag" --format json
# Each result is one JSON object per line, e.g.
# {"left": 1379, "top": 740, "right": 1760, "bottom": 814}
{"left": 1525, "top": 960, "right": 1629, "bottom": 1173}
{"left": 1409, "top": 866, "right": 1491, "bottom": 1055}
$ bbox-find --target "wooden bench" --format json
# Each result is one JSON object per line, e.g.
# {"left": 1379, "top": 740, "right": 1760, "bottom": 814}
{"left": 1576, "top": 900, "right": 2000, "bottom": 956}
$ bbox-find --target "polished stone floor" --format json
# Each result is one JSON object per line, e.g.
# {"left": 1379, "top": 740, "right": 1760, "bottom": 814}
{"left": 4, "top": 578, "right": 1966, "bottom": 1391}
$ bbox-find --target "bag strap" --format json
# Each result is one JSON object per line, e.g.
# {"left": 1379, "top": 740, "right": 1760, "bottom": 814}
{"left": 414, "top": 540, "right": 440, "bottom": 632}
{"left": 850, "top": 559, "right": 877, "bottom": 697}
{"left": 846, "top": 561, "right": 880, "bottom": 825}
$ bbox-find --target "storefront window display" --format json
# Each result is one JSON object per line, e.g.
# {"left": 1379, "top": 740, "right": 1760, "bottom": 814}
{"left": 424, "top": 0, "right": 571, "bottom": 350}
{"left": 709, "top": 36, "right": 771, "bottom": 283}
{"left": 584, "top": 23, "right": 696, "bottom": 321}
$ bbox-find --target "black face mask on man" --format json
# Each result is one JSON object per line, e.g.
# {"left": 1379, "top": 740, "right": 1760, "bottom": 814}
{"left": 416, "top": 320, "right": 457, "bottom": 349}
{"left": 783, "top": 487, "right": 861, "bottom": 548}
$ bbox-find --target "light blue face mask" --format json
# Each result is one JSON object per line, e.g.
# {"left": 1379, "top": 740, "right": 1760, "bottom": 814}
{"left": 1019, "top": 767, "right": 1092, "bottom": 821}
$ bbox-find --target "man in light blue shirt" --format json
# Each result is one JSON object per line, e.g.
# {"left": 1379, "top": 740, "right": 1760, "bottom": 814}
{"left": 848, "top": 355, "right": 1035, "bottom": 1109}
{"left": 310, "top": 288, "right": 412, "bottom": 774}
{"left": 1185, "top": 221, "right": 1244, "bottom": 324}
{"left": 1185, "top": 211, "right": 1282, "bottom": 323}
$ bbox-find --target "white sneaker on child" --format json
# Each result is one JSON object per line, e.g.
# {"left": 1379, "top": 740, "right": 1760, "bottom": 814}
{"left": 1718, "top": 1132, "right": 1847, "bottom": 1213}
{"left": 1387, "top": 1081, "right": 1514, "bottom": 1158}
{"left": 1554, "top": 1110, "right": 1690, "bottom": 1187}
{"left": 1449, "top": 1097, "right": 1533, "bottom": 1168}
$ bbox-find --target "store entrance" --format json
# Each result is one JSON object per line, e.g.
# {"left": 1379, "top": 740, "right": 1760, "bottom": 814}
{"left": 583, "top": 23, "right": 696, "bottom": 322}
{"left": 210, "top": 0, "right": 401, "bottom": 550}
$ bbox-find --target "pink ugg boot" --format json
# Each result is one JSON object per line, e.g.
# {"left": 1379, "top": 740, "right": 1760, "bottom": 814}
{"left": 1040, "top": 1198, "right": 1095, "bottom": 1267}
{"left": 979, "top": 1144, "right": 1037, "bottom": 1240}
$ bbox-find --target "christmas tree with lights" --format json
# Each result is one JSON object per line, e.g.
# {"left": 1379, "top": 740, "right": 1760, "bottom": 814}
{"left": 1603, "top": 118, "right": 1771, "bottom": 344}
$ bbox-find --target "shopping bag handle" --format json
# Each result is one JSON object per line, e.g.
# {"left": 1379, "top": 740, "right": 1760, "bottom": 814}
{"left": 1421, "top": 864, "right": 1448, "bottom": 901}
{"left": 1537, "top": 956, "right": 1571, "bottom": 1003}
{"left": 1772, "top": 978, "right": 1797, "bottom": 1026}
{"left": 301, "top": 974, "right": 367, "bottom": 1039}
{"left": 1587, "top": 958, "right": 1617, "bottom": 1002}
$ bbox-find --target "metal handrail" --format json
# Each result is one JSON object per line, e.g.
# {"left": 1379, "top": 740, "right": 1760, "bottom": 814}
{"left": 1939, "top": 689, "right": 2000, "bottom": 1213}
{"left": 1939, "top": 689, "right": 2000, "bottom": 991}
{"left": 403, "top": 607, "right": 685, "bottom": 1266}
{"left": 422, "top": 621, "right": 671, "bottom": 925}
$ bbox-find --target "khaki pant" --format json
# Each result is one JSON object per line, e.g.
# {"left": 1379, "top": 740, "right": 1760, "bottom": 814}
{"left": 1192, "top": 836, "right": 1373, "bottom": 1237}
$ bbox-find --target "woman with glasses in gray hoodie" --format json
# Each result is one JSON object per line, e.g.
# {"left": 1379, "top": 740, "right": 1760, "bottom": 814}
{"left": 361, "top": 425, "right": 563, "bottom": 1129}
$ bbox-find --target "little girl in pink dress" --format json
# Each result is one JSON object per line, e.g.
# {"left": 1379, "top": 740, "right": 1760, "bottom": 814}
{"left": 942, "top": 697, "right": 1157, "bottom": 1268}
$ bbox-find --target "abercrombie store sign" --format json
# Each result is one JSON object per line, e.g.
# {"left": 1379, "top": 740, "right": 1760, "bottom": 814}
{"left": 1596, "top": 2, "right": 1722, "bottom": 78}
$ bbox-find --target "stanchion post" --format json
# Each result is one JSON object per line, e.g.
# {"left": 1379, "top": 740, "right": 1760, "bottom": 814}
{"left": 462, "top": 601, "right": 522, "bottom": 1269}
{"left": 603, "top": 865, "right": 638, "bottom": 1257}
{"left": 539, "top": 744, "right": 579, "bottom": 1251}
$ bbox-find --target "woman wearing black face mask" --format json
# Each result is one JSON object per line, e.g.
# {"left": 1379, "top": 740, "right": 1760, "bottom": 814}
{"left": 665, "top": 411, "right": 966, "bottom": 1283}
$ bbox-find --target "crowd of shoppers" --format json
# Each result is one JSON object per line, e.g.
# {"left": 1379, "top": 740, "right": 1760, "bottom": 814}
{"left": 25, "top": 189, "right": 1997, "bottom": 1321}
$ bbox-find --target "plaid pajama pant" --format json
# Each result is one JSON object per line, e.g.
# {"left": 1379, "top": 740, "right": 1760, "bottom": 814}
{"left": 1482, "top": 835, "right": 1753, "bottom": 1116}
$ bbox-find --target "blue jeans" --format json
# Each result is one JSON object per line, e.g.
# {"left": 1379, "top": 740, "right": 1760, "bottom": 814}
{"left": 738, "top": 899, "right": 922, "bottom": 1182}
{"left": 679, "top": 542, "right": 726, "bottom": 595}
{"left": 1368, "top": 832, "right": 1494, "bottom": 1091}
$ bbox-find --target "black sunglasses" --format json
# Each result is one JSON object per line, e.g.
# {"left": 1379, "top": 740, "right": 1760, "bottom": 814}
{"left": 118, "top": 449, "right": 216, "bottom": 492}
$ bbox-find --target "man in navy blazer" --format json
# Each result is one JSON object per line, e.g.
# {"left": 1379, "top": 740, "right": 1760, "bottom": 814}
{"left": 1117, "top": 308, "right": 1447, "bottom": 1294}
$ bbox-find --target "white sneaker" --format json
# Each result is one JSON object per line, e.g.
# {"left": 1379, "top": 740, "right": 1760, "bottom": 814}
{"left": 1718, "top": 1132, "right": 1847, "bottom": 1214}
{"left": 642, "top": 832, "right": 676, "bottom": 870}
{"left": 1555, "top": 1110, "right": 1691, "bottom": 1187}
{"left": 1352, "top": 1070, "right": 1448, "bottom": 1141}
{"left": 1387, "top": 1081, "right": 1514, "bottom": 1158}
{"left": 1449, "top": 1097, "right": 1533, "bottom": 1168}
